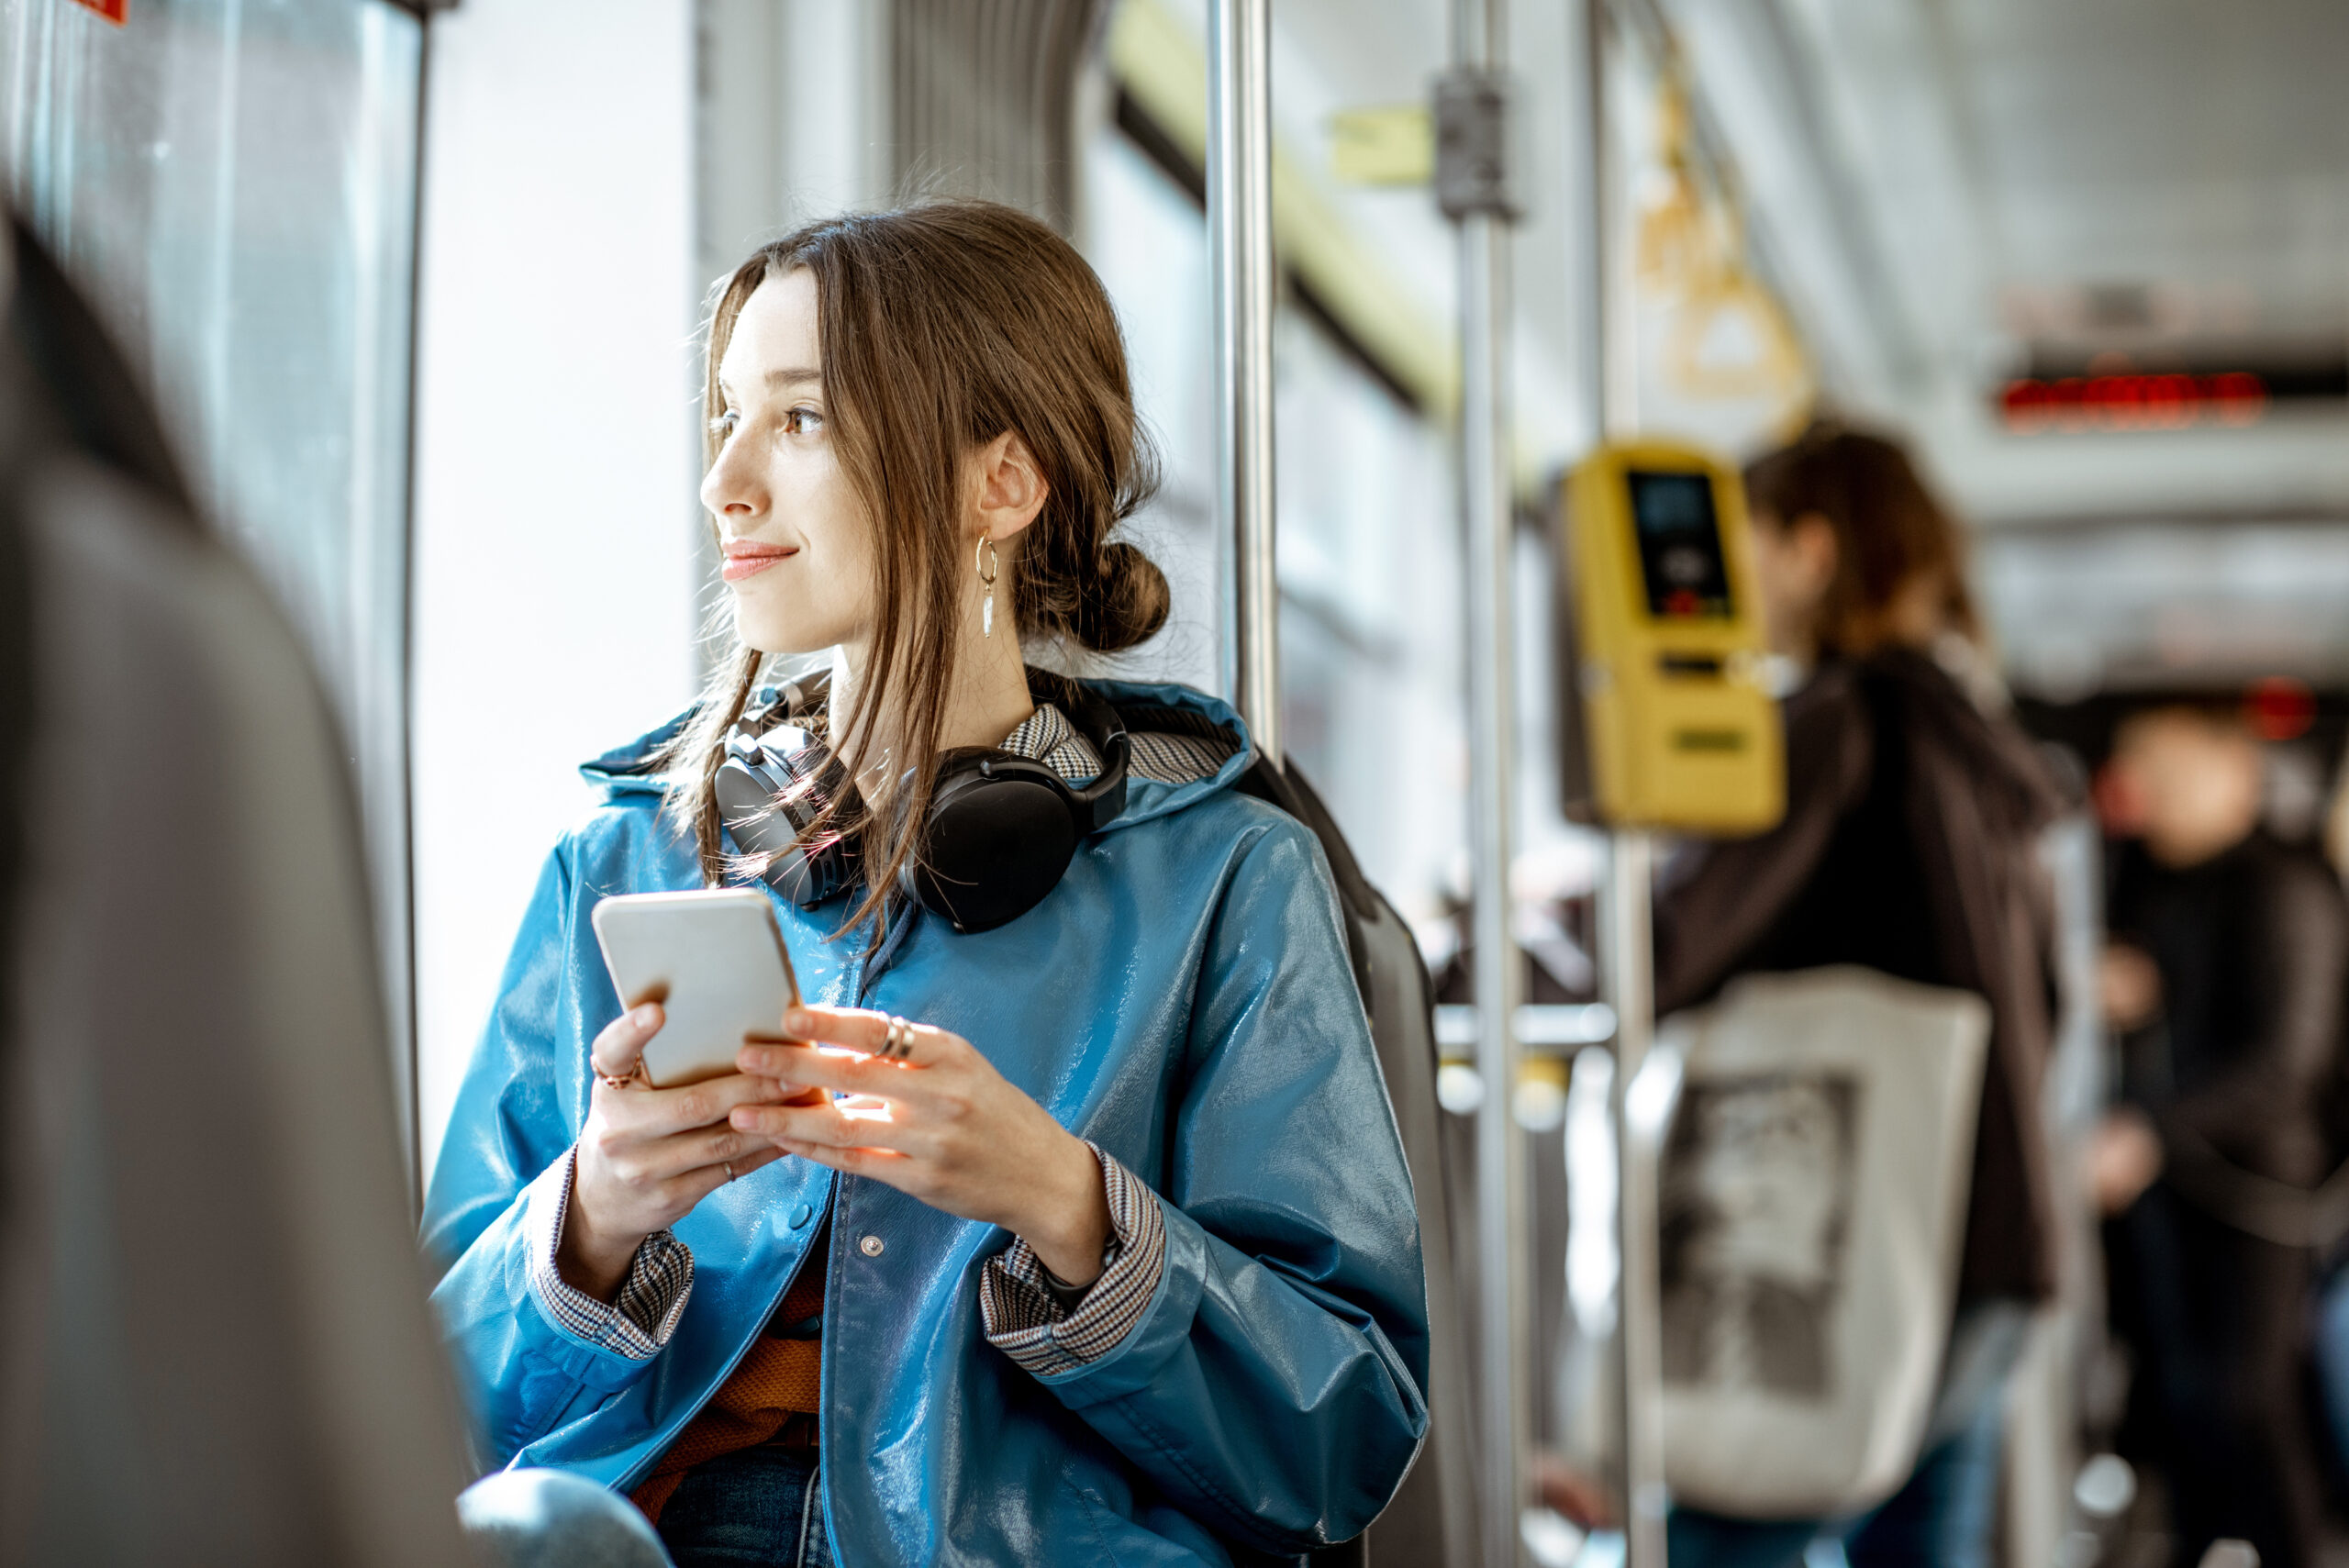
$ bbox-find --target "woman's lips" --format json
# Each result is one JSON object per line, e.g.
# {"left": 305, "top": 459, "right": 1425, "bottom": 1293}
{"left": 721, "top": 542, "right": 796, "bottom": 582}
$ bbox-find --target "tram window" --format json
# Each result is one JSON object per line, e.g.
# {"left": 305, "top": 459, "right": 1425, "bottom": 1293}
{"left": 1628, "top": 469, "right": 1733, "bottom": 620}
{"left": 1081, "top": 120, "right": 1467, "bottom": 946}
{"left": 2, "top": 0, "right": 426, "bottom": 1133}
{"left": 1, "top": 1, "right": 421, "bottom": 696}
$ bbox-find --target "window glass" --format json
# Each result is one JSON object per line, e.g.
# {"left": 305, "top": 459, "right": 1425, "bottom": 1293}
{"left": 2, "top": 0, "right": 424, "bottom": 1155}
{"left": 1082, "top": 123, "right": 1469, "bottom": 946}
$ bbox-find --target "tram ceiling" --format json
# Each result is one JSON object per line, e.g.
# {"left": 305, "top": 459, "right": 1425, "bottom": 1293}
{"left": 1979, "top": 517, "right": 2349, "bottom": 698}
{"left": 1664, "top": 0, "right": 2349, "bottom": 523}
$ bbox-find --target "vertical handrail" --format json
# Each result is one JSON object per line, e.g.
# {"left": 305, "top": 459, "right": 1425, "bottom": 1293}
{"left": 1582, "top": 3, "right": 1666, "bottom": 1562}
{"left": 1207, "top": 0, "right": 1280, "bottom": 770}
{"left": 1582, "top": 0, "right": 1635, "bottom": 439}
{"left": 399, "top": 7, "right": 438, "bottom": 1210}
{"left": 1446, "top": 0, "right": 1528, "bottom": 1561}
{"left": 1602, "top": 831, "right": 1669, "bottom": 1568}
{"left": 1586, "top": 0, "right": 1637, "bottom": 440}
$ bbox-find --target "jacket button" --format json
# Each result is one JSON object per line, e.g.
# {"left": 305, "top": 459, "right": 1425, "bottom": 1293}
{"left": 787, "top": 1203, "right": 814, "bottom": 1229}
{"left": 859, "top": 1234, "right": 885, "bottom": 1258}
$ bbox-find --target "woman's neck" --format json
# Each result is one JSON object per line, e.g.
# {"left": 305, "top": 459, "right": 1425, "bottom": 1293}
{"left": 826, "top": 623, "right": 1037, "bottom": 788}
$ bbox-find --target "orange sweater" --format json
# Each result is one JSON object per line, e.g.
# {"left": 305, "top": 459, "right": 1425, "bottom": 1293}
{"left": 631, "top": 1251, "right": 826, "bottom": 1521}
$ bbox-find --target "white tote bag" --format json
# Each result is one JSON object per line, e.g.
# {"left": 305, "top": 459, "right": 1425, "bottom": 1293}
{"left": 1650, "top": 966, "right": 1989, "bottom": 1519}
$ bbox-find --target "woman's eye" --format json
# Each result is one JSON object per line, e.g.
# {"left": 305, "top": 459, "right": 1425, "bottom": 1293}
{"left": 709, "top": 410, "right": 740, "bottom": 440}
{"left": 782, "top": 406, "right": 825, "bottom": 437}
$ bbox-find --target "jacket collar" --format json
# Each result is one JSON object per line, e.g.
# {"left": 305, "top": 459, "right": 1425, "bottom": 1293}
{"left": 578, "top": 678, "right": 1254, "bottom": 837}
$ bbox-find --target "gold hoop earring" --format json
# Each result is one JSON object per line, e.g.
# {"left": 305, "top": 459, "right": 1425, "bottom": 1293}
{"left": 975, "top": 536, "right": 1000, "bottom": 638}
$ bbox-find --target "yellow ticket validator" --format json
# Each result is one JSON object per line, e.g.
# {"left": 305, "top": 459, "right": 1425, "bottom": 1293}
{"left": 1564, "top": 439, "right": 1785, "bottom": 834}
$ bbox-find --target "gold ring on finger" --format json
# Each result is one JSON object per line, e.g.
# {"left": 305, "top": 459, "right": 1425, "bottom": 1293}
{"left": 885, "top": 1015, "right": 915, "bottom": 1060}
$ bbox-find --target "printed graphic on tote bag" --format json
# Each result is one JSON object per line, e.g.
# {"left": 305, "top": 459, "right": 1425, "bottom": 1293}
{"left": 1659, "top": 1073, "right": 1860, "bottom": 1398}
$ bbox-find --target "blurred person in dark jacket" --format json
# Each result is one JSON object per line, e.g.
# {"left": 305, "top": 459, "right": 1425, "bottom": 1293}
{"left": 1649, "top": 423, "right": 2063, "bottom": 1568}
{"left": 2096, "top": 705, "right": 2343, "bottom": 1568}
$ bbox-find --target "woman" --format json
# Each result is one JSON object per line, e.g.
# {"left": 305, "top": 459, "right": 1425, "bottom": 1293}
{"left": 423, "top": 202, "right": 1429, "bottom": 1567}
{"left": 1652, "top": 423, "right": 2062, "bottom": 1568}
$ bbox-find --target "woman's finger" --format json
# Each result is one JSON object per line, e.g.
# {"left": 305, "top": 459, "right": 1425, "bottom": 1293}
{"left": 735, "top": 1040, "right": 943, "bottom": 1106}
{"left": 601, "top": 1070, "right": 784, "bottom": 1139}
{"left": 731, "top": 1097, "right": 918, "bottom": 1153}
{"left": 781, "top": 1005, "right": 957, "bottom": 1068}
{"left": 672, "top": 1143, "right": 788, "bottom": 1205}
{"left": 590, "top": 1002, "right": 666, "bottom": 1080}
{"left": 768, "top": 1138, "right": 907, "bottom": 1182}
{"left": 637, "top": 1117, "right": 765, "bottom": 1180}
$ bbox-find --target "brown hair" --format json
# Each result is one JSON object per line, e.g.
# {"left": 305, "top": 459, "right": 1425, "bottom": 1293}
{"left": 660, "top": 202, "right": 1168, "bottom": 927}
{"left": 1743, "top": 420, "right": 1980, "bottom": 658}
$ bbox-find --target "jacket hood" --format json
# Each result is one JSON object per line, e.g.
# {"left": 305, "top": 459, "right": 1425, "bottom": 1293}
{"left": 578, "top": 676, "right": 1254, "bottom": 836}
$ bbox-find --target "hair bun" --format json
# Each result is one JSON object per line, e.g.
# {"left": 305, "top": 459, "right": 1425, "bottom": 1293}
{"left": 1074, "top": 540, "right": 1171, "bottom": 653}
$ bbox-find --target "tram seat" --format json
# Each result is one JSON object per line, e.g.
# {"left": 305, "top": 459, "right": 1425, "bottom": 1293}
{"left": 0, "top": 217, "right": 474, "bottom": 1564}
{"left": 1237, "top": 761, "right": 1482, "bottom": 1568}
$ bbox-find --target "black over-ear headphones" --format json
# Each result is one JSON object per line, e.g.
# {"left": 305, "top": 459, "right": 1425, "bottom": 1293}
{"left": 714, "top": 678, "right": 1130, "bottom": 934}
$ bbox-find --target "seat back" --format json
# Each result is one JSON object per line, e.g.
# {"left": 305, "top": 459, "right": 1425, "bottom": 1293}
{"left": 0, "top": 217, "right": 474, "bottom": 1567}
{"left": 1238, "top": 761, "right": 1482, "bottom": 1568}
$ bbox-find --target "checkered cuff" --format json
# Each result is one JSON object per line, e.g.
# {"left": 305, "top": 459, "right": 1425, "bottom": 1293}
{"left": 979, "top": 1143, "right": 1167, "bottom": 1377}
{"left": 531, "top": 1146, "right": 695, "bottom": 1360}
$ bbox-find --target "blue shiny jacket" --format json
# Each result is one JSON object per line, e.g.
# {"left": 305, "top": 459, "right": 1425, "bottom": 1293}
{"left": 423, "top": 681, "right": 1431, "bottom": 1566}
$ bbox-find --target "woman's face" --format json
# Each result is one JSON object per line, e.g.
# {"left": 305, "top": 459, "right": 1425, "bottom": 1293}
{"left": 1747, "top": 508, "right": 1836, "bottom": 658}
{"left": 701, "top": 268, "right": 876, "bottom": 657}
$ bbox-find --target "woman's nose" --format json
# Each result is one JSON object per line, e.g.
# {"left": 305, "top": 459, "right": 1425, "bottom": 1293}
{"left": 700, "top": 443, "right": 764, "bottom": 523}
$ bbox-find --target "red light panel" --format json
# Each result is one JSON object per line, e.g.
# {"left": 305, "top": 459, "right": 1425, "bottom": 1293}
{"left": 1999, "top": 372, "right": 2269, "bottom": 434}
{"left": 2244, "top": 676, "right": 2316, "bottom": 742}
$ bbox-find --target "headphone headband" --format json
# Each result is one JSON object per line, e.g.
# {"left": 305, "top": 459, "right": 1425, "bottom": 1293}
{"left": 715, "top": 672, "right": 1132, "bottom": 933}
{"left": 1058, "top": 690, "right": 1130, "bottom": 834}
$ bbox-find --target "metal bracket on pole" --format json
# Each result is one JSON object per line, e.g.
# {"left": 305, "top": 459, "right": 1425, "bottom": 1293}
{"left": 1208, "top": 0, "right": 1281, "bottom": 772}
{"left": 1434, "top": 68, "right": 1520, "bottom": 222}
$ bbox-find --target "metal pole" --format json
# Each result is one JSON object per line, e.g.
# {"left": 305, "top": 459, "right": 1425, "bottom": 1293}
{"left": 1464, "top": 221, "right": 1530, "bottom": 1568}
{"left": 1601, "top": 832, "right": 1668, "bottom": 1567}
{"left": 1578, "top": 0, "right": 1633, "bottom": 440}
{"left": 1207, "top": 0, "right": 1281, "bottom": 769}
{"left": 1442, "top": 0, "right": 1526, "bottom": 1560}
{"left": 1580, "top": 5, "right": 1664, "bottom": 1558}
{"left": 1587, "top": 0, "right": 1637, "bottom": 440}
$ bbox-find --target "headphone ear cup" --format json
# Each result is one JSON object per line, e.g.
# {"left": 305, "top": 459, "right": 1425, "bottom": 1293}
{"left": 771, "top": 825, "right": 859, "bottom": 908}
{"left": 715, "top": 751, "right": 858, "bottom": 906}
{"left": 905, "top": 759, "right": 1080, "bottom": 933}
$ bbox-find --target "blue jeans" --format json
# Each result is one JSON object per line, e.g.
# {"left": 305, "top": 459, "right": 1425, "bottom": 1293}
{"left": 1666, "top": 1301, "right": 2027, "bottom": 1568}
{"left": 654, "top": 1446, "right": 835, "bottom": 1568}
{"left": 1838, "top": 1388, "right": 2009, "bottom": 1567}
{"left": 1666, "top": 1394, "right": 2006, "bottom": 1568}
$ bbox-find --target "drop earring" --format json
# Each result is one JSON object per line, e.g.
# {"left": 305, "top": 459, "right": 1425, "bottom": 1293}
{"left": 975, "top": 535, "right": 999, "bottom": 638}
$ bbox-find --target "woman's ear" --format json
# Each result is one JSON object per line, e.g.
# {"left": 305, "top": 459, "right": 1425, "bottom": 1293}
{"left": 972, "top": 431, "right": 1050, "bottom": 544}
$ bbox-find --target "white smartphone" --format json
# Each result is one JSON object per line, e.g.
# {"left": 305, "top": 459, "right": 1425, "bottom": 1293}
{"left": 590, "top": 888, "right": 803, "bottom": 1088}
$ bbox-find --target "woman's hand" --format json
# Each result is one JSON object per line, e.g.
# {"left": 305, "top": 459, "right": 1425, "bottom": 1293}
{"left": 729, "top": 1006, "right": 1114, "bottom": 1288}
{"left": 558, "top": 1003, "right": 796, "bottom": 1300}
{"left": 1531, "top": 1451, "right": 1618, "bottom": 1532}
{"left": 2100, "top": 941, "right": 2164, "bottom": 1033}
{"left": 2087, "top": 1105, "right": 2165, "bottom": 1217}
